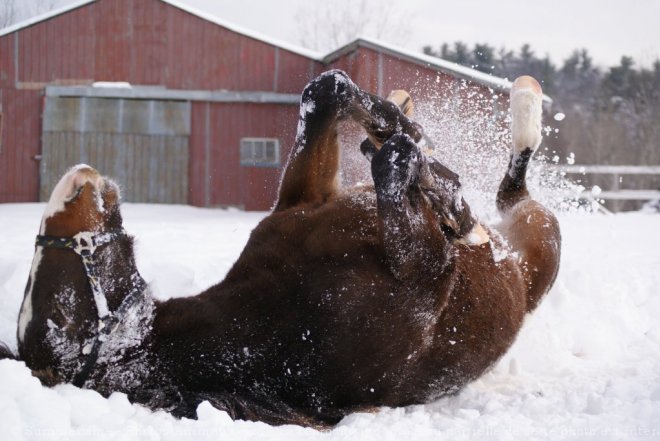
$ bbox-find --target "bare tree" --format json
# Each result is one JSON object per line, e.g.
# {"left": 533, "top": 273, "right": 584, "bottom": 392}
{"left": 0, "top": 0, "right": 60, "bottom": 29}
{"left": 26, "top": 0, "right": 60, "bottom": 18}
{"left": 0, "top": 0, "right": 17, "bottom": 28}
{"left": 295, "top": 0, "right": 413, "bottom": 52}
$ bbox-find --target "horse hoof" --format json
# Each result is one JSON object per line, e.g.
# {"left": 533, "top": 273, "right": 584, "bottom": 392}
{"left": 371, "top": 134, "right": 422, "bottom": 194}
{"left": 386, "top": 90, "right": 413, "bottom": 117}
{"left": 510, "top": 75, "right": 543, "bottom": 154}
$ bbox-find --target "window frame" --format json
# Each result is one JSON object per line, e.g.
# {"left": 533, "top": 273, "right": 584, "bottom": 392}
{"left": 240, "top": 137, "right": 281, "bottom": 168}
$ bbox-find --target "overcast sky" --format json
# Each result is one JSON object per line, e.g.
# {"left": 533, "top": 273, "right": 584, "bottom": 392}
{"left": 19, "top": 0, "right": 659, "bottom": 68}
{"left": 178, "top": 0, "right": 660, "bottom": 68}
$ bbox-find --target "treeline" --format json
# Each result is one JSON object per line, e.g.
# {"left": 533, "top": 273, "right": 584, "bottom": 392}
{"left": 423, "top": 42, "right": 660, "bottom": 171}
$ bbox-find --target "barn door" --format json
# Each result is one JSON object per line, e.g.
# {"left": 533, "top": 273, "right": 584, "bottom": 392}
{"left": 40, "top": 97, "right": 190, "bottom": 204}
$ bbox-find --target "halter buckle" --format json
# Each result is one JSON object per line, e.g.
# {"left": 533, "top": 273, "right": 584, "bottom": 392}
{"left": 72, "top": 231, "right": 100, "bottom": 256}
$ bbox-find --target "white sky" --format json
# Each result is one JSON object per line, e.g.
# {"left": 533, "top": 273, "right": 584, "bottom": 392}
{"left": 19, "top": 0, "right": 660, "bottom": 69}
{"left": 179, "top": 0, "right": 660, "bottom": 68}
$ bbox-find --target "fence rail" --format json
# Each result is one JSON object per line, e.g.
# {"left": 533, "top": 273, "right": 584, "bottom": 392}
{"left": 546, "top": 164, "right": 660, "bottom": 210}
{"left": 548, "top": 165, "right": 660, "bottom": 175}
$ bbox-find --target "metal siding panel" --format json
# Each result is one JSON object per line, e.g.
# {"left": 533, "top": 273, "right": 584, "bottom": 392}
{"left": 176, "top": 135, "right": 189, "bottom": 204}
{"left": 41, "top": 96, "right": 189, "bottom": 204}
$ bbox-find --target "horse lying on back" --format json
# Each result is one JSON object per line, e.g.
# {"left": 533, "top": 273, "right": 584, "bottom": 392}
{"left": 5, "top": 70, "right": 560, "bottom": 426}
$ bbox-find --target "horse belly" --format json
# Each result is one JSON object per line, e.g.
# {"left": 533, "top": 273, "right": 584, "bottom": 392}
{"left": 405, "top": 245, "right": 528, "bottom": 402}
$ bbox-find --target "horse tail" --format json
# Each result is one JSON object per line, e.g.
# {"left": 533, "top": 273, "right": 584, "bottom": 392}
{"left": 0, "top": 342, "right": 17, "bottom": 361}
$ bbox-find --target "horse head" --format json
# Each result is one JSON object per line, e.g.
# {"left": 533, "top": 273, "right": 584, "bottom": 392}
{"left": 18, "top": 165, "right": 153, "bottom": 390}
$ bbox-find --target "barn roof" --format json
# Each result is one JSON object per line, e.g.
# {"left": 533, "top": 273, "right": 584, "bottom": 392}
{"left": 323, "top": 37, "right": 513, "bottom": 92}
{"left": 0, "top": 0, "right": 323, "bottom": 59}
{"left": 0, "top": 0, "right": 95, "bottom": 37}
{"left": 0, "top": 0, "right": 535, "bottom": 97}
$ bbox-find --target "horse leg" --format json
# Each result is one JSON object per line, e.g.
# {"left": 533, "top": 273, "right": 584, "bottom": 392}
{"left": 275, "top": 70, "right": 421, "bottom": 211}
{"left": 496, "top": 76, "right": 561, "bottom": 312}
{"left": 370, "top": 134, "right": 452, "bottom": 285}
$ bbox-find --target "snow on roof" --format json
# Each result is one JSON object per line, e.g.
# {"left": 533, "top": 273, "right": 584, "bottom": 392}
{"left": 0, "top": 0, "right": 544, "bottom": 99}
{"left": 324, "top": 37, "right": 513, "bottom": 91}
{"left": 161, "top": 0, "right": 323, "bottom": 60}
{"left": 323, "top": 37, "right": 552, "bottom": 102}
{"left": 0, "top": 0, "right": 94, "bottom": 37}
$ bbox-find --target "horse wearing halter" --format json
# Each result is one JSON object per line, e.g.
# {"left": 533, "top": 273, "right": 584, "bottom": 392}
{"left": 35, "top": 230, "right": 147, "bottom": 387}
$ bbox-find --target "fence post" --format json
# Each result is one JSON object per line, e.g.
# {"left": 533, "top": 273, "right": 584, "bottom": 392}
{"left": 612, "top": 172, "right": 620, "bottom": 212}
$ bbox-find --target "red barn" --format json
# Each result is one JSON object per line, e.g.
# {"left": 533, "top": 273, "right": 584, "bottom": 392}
{"left": 0, "top": 0, "right": 514, "bottom": 210}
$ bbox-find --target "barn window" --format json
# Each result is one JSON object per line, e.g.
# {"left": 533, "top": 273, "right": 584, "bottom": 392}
{"left": 240, "top": 138, "right": 280, "bottom": 167}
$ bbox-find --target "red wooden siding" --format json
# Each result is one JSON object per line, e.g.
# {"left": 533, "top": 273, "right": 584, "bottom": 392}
{"left": 189, "top": 102, "right": 298, "bottom": 210}
{"left": 0, "top": 0, "right": 509, "bottom": 209}
{"left": 3, "top": 0, "right": 318, "bottom": 90}
{"left": 0, "top": 0, "right": 320, "bottom": 205}
{"left": 0, "top": 89, "right": 41, "bottom": 202}
{"left": 327, "top": 47, "right": 498, "bottom": 108}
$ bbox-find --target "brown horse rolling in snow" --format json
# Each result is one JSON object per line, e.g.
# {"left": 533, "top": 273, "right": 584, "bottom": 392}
{"left": 8, "top": 71, "right": 560, "bottom": 426}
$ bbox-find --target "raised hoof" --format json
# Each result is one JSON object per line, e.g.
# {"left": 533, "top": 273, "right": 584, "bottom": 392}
{"left": 510, "top": 75, "right": 543, "bottom": 154}
{"left": 371, "top": 134, "right": 422, "bottom": 197}
{"left": 386, "top": 90, "right": 414, "bottom": 117}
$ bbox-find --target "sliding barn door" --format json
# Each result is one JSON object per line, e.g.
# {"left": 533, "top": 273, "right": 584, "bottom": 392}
{"left": 40, "top": 97, "right": 190, "bottom": 204}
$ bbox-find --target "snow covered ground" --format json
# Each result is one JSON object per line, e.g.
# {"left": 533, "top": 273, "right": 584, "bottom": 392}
{"left": 1, "top": 202, "right": 659, "bottom": 440}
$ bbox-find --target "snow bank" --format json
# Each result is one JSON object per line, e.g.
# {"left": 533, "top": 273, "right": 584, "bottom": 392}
{"left": 1, "top": 203, "right": 659, "bottom": 440}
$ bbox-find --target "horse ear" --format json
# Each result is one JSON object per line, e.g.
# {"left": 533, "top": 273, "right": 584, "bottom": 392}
{"left": 386, "top": 90, "right": 414, "bottom": 117}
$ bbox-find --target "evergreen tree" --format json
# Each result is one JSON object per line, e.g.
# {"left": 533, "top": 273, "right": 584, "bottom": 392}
{"left": 421, "top": 40, "right": 660, "bottom": 174}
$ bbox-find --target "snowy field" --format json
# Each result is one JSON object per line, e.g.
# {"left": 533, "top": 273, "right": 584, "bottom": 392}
{"left": 1, "top": 202, "right": 659, "bottom": 440}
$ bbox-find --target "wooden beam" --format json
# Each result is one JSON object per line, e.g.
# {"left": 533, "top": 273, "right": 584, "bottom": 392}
{"left": 45, "top": 85, "right": 300, "bottom": 104}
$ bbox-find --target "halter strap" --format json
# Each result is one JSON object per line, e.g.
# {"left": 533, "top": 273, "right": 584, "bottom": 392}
{"left": 35, "top": 229, "right": 148, "bottom": 387}
{"left": 36, "top": 230, "right": 125, "bottom": 257}
{"left": 36, "top": 229, "right": 126, "bottom": 318}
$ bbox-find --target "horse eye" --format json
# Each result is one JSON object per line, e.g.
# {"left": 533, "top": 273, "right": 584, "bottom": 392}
{"left": 66, "top": 186, "right": 84, "bottom": 203}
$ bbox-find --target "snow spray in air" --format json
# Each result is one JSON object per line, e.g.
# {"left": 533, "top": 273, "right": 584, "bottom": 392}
{"left": 338, "top": 76, "right": 589, "bottom": 220}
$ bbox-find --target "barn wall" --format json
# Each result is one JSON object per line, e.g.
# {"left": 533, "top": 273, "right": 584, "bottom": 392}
{"left": 3, "top": 0, "right": 318, "bottom": 90}
{"left": 0, "top": 0, "right": 509, "bottom": 209}
{"left": 327, "top": 48, "right": 501, "bottom": 107}
{"left": 189, "top": 102, "right": 298, "bottom": 210}
{"left": 0, "top": 89, "right": 42, "bottom": 202}
{"left": 0, "top": 0, "right": 320, "bottom": 205}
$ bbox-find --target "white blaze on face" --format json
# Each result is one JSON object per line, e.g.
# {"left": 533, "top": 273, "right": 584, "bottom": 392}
{"left": 40, "top": 164, "right": 104, "bottom": 234}
{"left": 510, "top": 76, "right": 543, "bottom": 154}
{"left": 17, "top": 249, "right": 42, "bottom": 344}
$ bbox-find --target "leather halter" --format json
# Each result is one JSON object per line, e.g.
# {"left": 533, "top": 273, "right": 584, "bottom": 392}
{"left": 35, "top": 229, "right": 147, "bottom": 387}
